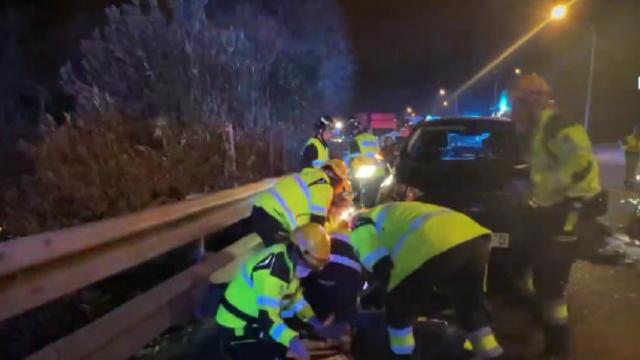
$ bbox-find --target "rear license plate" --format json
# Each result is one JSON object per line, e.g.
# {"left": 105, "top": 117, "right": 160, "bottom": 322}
{"left": 490, "top": 233, "right": 510, "bottom": 248}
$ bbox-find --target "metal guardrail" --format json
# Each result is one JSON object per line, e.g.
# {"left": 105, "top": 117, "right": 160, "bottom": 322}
{"left": 0, "top": 179, "right": 275, "bottom": 360}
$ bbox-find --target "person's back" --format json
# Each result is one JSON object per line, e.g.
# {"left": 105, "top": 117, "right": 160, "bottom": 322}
{"left": 352, "top": 201, "right": 490, "bottom": 290}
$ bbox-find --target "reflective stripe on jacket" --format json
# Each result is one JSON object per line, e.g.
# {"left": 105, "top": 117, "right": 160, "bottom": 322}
{"left": 353, "top": 133, "right": 381, "bottom": 158}
{"left": 531, "top": 110, "right": 601, "bottom": 207}
{"left": 351, "top": 202, "right": 491, "bottom": 290}
{"left": 254, "top": 168, "right": 333, "bottom": 231}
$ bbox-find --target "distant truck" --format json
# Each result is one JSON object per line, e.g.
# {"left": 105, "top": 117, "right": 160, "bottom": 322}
{"left": 355, "top": 113, "right": 397, "bottom": 137}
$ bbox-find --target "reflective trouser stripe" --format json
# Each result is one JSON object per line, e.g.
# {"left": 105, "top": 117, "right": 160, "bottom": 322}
{"left": 468, "top": 327, "right": 503, "bottom": 359}
{"left": 293, "top": 174, "right": 327, "bottom": 216}
{"left": 387, "top": 326, "right": 415, "bottom": 355}
{"left": 543, "top": 299, "right": 569, "bottom": 325}
{"left": 269, "top": 189, "right": 297, "bottom": 229}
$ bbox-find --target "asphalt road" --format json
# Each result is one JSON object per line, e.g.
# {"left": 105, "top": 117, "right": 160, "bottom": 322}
{"left": 493, "top": 144, "right": 640, "bottom": 360}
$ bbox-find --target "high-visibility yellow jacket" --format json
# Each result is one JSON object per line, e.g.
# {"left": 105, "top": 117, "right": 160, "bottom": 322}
{"left": 254, "top": 168, "right": 333, "bottom": 232}
{"left": 215, "top": 244, "right": 314, "bottom": 347}
{"left": 353, "top": 133, "right": 381, "bottom": 159}
{"left": 350, "top": 202, "right": 491, "bottom": 290}
{"left": 623, "top": 134, "right": 640, "bottom": 153}
{"left": 302, "top": 137, "right": 330, "bottom": 168}
{"left": 530, "top": 109, "right": 601, "bottom": 207}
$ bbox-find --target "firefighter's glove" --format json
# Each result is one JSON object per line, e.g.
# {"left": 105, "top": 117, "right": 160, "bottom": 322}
{"left": 288, "top": 336, "right": 310, "bottom": 360}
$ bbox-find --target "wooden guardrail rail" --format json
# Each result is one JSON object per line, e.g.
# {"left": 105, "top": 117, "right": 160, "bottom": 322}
{"left": 0, "top": 179, "right": 275, "bottom": 360}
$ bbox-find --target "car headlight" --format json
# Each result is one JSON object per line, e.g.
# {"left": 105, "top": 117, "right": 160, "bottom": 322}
{"left": 355, "top": 165, "right": 376, "bottom": 179}
{"left": 381, "top": 174, "right": 394, "bottom": 188}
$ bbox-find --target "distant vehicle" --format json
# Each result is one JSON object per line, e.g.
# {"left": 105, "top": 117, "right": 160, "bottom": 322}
{"left": 355, "top": 113, "right": 398, "bottom": 137}
{"left": 395, "top": 116, "right": 529, "bottom": 292}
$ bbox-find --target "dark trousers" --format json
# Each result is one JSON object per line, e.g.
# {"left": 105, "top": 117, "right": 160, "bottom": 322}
{"left": 250, "top": 206, "right": 286, "bottom": 246}
{"left": 218, "top": 325, "right": 288, "bottom": 360}
{"left": 625, "top": 151, "right": 639, "bottom": 186}
{"left": 385, "top": 236, "right": 491, "bottom": 333}
{"left": 523, "top": 202, "right": 579, "bottom": 355}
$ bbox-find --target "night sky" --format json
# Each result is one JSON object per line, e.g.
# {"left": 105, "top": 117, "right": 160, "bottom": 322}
{"left": 3, "top": 0, "right": 640, "bottom": 141}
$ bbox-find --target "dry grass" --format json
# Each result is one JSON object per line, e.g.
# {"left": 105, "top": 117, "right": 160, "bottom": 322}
{"left": 0, "top": 113, "right": 289, "bottom": 237}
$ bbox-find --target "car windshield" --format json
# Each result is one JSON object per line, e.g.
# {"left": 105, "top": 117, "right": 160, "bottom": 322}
{"left": 406, "top": 120, "right": 518, "bottom": 162}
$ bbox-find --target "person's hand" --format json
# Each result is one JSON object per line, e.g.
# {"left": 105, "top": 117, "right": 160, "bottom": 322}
{"left": 288, "top": 336, "right": 310, "bottom": 360}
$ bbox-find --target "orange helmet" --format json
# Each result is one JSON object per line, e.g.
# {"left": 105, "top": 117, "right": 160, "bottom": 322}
{"left": 322, "top": 159, "right": 349, "bottom": 182}
{"left": 290, "top": 223, "right": 331, "bottom": 270}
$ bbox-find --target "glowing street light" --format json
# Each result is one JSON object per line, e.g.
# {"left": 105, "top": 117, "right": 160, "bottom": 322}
{"left": 442, "top": 101, "right": 449, "bottom": 107}
{"left": 406, "top": 106, "right": 413, "bottom": 114}
{"left": 550, "top": 4, "right": 568, "bottom": 21}
{"left": 514, "top": 68, "right": 522, "bottom": 75}
{"left": 439, "top": 88, "right": 446, "bottom": 96}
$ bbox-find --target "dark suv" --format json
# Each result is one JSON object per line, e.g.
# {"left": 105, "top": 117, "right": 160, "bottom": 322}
{"left": 396, "top": 117, "right": 529, "bottom": 285}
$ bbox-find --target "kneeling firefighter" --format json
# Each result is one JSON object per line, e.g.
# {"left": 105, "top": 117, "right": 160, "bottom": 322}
{"left": 216, "top": 223, "right": 331, "bottom": 360}
{"left": 250, "top": 159, "right": 349, "bottom": 246}
{"left": 350, "top": 202, "right": 504, "bottom": 359}
{"left": 296, "top": 182, "right": 364, "bottom": 343}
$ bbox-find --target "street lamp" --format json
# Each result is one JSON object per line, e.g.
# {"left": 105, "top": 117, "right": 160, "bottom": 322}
{"left": 439, "top": 88, "right": 446, "bottom": 96}
{"left": 406, "top": 106, "right": 413, "bottom": 114}
{"left": 514, "top": 68, "right": 522, "bottom": 75}
{"left": 442, "top": 101, "right": 449, "bottom": 107}
{"left": 550, "top": 4, "right": 568, "bottom": 21}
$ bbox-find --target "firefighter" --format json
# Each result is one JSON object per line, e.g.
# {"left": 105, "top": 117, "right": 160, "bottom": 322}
{"left": 297, "top": 182, "right": 363, "bottom": 342}
{"left": 346, "top": 116, "right": 381, "bottom": 163}
{"left": 621, "top": 125, "right": 640, "bottom": 189}
{"left": 301, "top": 115, "right": 334, "bottom": 169}
{"left": 251, "top": 159, "right": 349, "bottom": 246}
{"left": 350, "top": 202, "right": 504, "bottom": 359}
{"left": 216, "top": 223, "right": 331, "bottom": 360}
{"left": 510, "top": 74, "right": 603, "bottom": 358}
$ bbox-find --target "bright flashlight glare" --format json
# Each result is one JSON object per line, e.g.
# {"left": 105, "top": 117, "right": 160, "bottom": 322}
{"left": 335, "top": 121, "right": 344, "bottom": 129}
{"left": 340, "top": 206, "right": 356, "bottom": 221}
{"left": 355, "top": 165, "right": 376, "bottom": 179}
{"left": 381, "top": 175, "right": 394, "bottom": 188}
{"left": 551, "top": 4, "right": 568, "bottom": 20}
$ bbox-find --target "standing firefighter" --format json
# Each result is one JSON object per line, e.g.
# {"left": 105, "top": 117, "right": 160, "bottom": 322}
{"left": 301, "top": 115, "right": 335, "bottom": 169}
{"left": 216, "top": 223, "right": 331, "bottom": 360}
{"left": 251, "top": 159, "right": 349, "bottom": 246}
{"left": 350, "top": 202, "right": 504, "bottom": 359}
{"left": 621, "top": 125, "right": 640, "bottom": 189}
{"left": 510, "top": 74, "right": 603, "bottom": 358}
{"left": 347, "top": 116, "right": 381, "bottom": 162}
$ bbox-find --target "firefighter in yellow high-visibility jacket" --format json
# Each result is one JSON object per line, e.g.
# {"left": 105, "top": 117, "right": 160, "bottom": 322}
{"left": 621, "top": 125, "right": 640, "bottom": 189}
{"left": 510, "top": 74, "right": 604, "bottom": 359}
{"left": 350, "top": 202, "right": 504, "bottom": 359}
{"left": 216, "top": 223, "right": 331, "bottom": 360}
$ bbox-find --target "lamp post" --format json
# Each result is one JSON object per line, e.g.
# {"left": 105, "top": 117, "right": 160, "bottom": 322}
{"left": 584, "top": 25, "right": 597, "bottom": 133}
